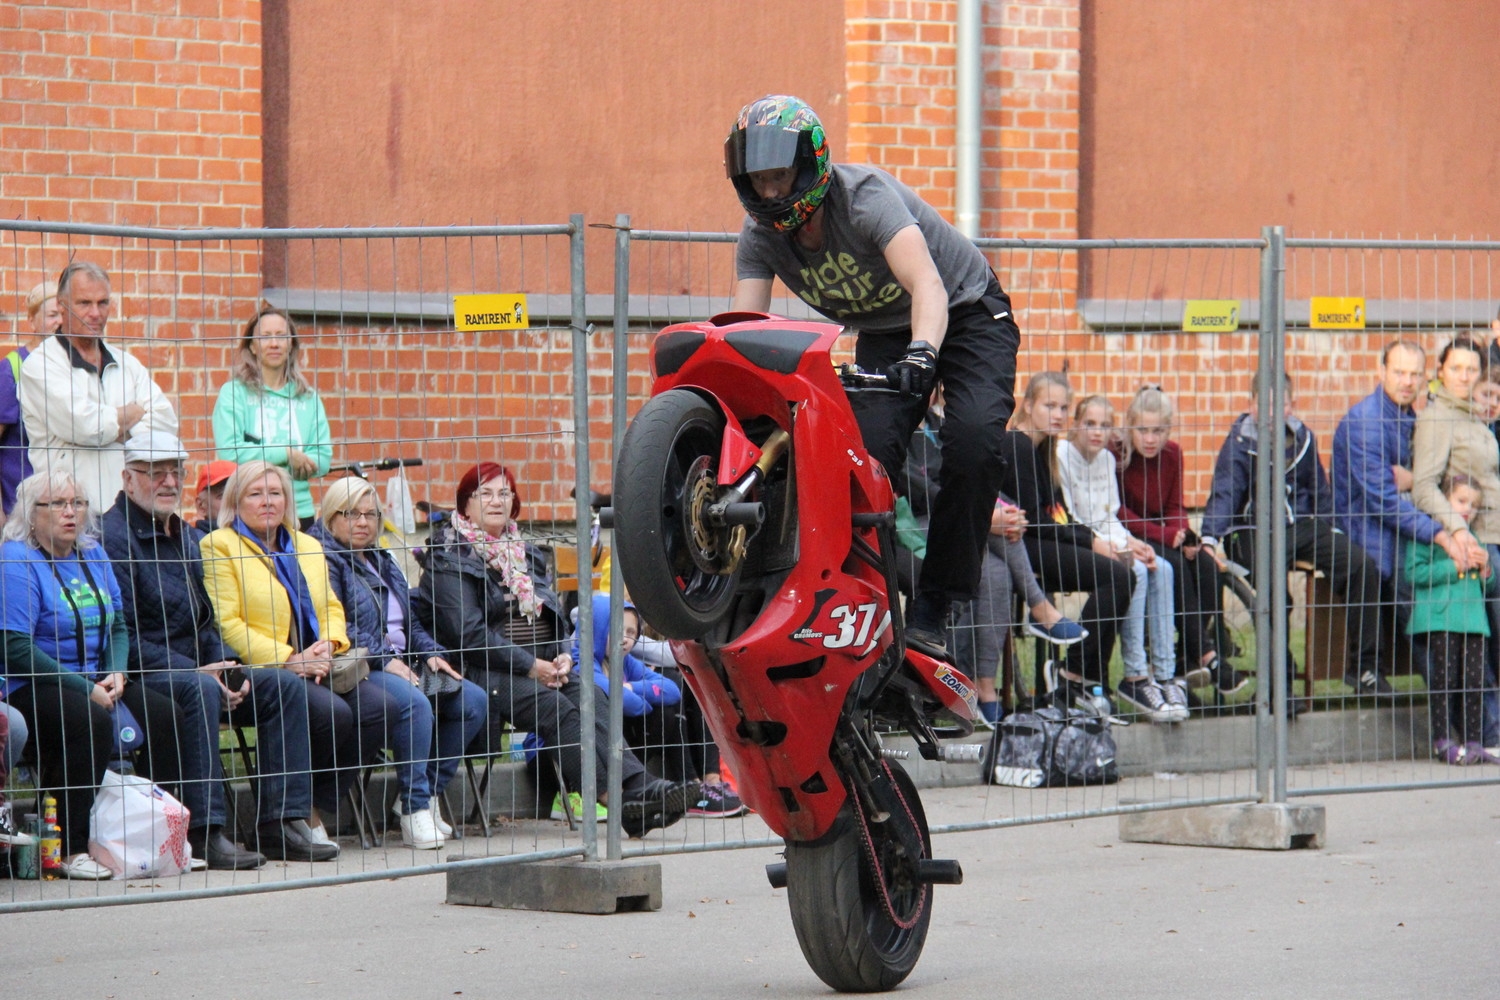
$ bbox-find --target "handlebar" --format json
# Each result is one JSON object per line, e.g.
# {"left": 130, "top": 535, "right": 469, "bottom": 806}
{"left": 837, "top": 364, "right": 893, "bottom": 390}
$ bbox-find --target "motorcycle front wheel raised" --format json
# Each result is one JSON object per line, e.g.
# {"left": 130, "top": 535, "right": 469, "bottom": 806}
{"left": 783, "top": 761, "right": 933, "bottom": 993}
{"left": 612, "top": 388, "right": 742, "bottom": 640}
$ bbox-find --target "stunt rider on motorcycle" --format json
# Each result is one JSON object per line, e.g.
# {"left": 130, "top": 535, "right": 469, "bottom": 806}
{"left": 726, "top": 94, "right": 1023, "bottom": 655}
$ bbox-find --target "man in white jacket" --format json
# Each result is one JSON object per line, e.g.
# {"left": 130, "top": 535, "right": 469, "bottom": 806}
{"left": 19, "top": 261, "right": 178, "bottom": 508}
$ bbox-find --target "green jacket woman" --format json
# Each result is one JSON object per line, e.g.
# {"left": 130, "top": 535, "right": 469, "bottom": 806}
{"left": 212, "top": 308, "right": 332, "bottom": 522}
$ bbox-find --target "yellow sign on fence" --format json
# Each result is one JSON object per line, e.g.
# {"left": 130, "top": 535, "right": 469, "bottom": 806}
{"left": 453, "top": 293, "right": 530, "bottom": 331}
{"left": 1181, "top": 300, "right": 1241, "bottom": 332}
{"left": 1309, "top": 296, "right": 1365, "bottom": 329}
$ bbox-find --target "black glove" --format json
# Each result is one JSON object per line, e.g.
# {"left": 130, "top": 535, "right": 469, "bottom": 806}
{"left": 887, "top": 340, "right": 938, "bottom": 398}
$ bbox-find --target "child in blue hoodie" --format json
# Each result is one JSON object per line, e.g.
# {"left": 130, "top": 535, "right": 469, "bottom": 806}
{"left": 574, "top": 593, "right": 744, "bottom": 816}
{"left": 575, "top": 593, "right": 682, "bottom": 717}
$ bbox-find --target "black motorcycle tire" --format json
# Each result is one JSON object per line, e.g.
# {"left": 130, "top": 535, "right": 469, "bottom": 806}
{"left": 783, "top": 761, "right": 932, "bottom": 992}
{"left": 612, "top": 388, "right": 742, "bottom": 639}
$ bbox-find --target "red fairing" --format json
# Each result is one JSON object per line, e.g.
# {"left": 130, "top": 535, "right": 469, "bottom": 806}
{"left": 650, "top": 315, "right": 898, "bottom": 841}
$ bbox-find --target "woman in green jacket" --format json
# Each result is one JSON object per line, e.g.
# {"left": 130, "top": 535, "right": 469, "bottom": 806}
{"left": 212, "top": 307, "right": 332, "bottom": 527}
{"left": 1407, "top": 473, "right": 1497, "bottom": 765}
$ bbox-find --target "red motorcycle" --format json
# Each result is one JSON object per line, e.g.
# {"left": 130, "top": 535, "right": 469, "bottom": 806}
{"left": 609, "top": 314, "right": 980, "bottom": 992}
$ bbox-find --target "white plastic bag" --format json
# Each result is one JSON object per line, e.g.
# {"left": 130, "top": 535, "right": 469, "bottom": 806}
{"left": 384, "top": 469, "right": 418, "bottom": 535}
{"left": 88, "top": 770, "right": 192, "bottom": 877}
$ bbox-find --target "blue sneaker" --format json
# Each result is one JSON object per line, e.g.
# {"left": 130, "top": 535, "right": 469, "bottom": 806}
{"left": 1024, "top": 616, "right": 1087, "bottom": 647}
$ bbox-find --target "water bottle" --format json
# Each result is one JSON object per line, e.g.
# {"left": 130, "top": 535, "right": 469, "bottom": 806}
{"left": 1079, "top": 685, "right": 1114, "bottom": 719}
{"left": 39, "top": 794, "right": 62, "bottom": 878}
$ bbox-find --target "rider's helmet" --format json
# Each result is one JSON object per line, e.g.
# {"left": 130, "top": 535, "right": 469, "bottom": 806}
{"left": 724, "top": 95, "right": 832, "bottom": 233}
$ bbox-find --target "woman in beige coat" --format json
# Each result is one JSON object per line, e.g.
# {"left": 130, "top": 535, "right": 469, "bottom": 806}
{"left": 1411, "top": 335, "right": 1497, "bottom": 572}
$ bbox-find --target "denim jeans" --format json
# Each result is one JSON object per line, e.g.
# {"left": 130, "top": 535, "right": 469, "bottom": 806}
{"left": 1121, "top": 557, "right": 1176, "bottom": 682}
{"left": 429, "top": 678, "right": 487, "bottom": 801}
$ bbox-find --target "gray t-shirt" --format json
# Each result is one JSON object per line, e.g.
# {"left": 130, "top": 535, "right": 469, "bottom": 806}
{"left": 735, "top": 163, "right": 994, "bottom": 334}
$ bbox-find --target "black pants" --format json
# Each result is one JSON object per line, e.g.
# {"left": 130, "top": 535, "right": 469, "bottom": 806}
{"left": 1426, "top": 632, "right": 1486, "bottom": 746}
{"left": 849, "top": 276, "right": 1020, "bottom": 604}
{"left": 1023, "top": 538, "right": 1135, "bottom": 688}
{"left": 469, "top": 669, "right": 647, "bottom": 795}
{"left": 1147, "top": 541, "right": 1224, "bottom": 669}
{"left": 1237, "top": 521, "right": 1390, "bottom": 679}
{"left": 10, "top": 680, "right": 182, "bottom": 855}
{"left": 631, "top": 664, "right": 721, "bottom": 783}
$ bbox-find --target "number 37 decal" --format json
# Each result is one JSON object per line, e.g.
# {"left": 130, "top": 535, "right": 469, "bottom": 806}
{"left": 790, "top": 590, "right": 890, "bottom": 654}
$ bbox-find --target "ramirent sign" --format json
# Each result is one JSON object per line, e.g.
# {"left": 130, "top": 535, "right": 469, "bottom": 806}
{"left": 453, "top": 293, "right": 530, "bottom": 331}
{"left": 1181, "top": 300, "right": 1240, "bottom": 332}
{"left": 1309, "top": 296, "right": 1365, "bottom": 329}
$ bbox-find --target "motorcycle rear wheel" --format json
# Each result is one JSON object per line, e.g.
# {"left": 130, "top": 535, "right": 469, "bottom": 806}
{"left": 613, "top": 388, "right": 742, "bottom": 639}
{"left": 783, "top": 761, "right": 932, "bottom": 992}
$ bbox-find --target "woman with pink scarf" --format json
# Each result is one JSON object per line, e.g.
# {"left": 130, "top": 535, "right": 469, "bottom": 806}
{"left": 412, "top": 462, "right": 696, "bottom": 837}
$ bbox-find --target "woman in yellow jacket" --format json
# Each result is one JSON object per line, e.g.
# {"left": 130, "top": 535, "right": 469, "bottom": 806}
{"left": 201, "top": 459, "right": 357, "bottom": 862}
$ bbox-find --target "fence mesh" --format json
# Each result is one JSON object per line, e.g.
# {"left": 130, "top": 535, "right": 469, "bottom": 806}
{"left": 2, "top": 221, "right": 1497, "bottom": 912}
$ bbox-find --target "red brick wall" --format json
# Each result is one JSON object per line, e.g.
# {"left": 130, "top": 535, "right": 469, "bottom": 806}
{"left": 0, "top": 0, "right": 266, "bottom": 497}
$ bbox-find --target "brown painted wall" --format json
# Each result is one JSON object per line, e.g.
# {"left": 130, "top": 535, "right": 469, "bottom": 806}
{"left": 266, "top": 0, "right": 847, "bottom": 289}
{"left": 1082, "top": 0, "right": 1500, "bottom": 244}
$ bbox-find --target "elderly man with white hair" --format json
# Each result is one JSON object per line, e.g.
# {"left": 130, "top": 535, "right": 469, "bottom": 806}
{"left": 101, "top": 428, "right": 266, "bottom": 871}
{"left": 19, "top": 260, "right": 178, "bottom": 508}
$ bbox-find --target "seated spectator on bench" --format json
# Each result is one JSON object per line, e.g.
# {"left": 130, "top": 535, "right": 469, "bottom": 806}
{"left": 0, "top": 469, "right": 184, "bottom": 880}
{"left": 572, "top": 593, "right": 742, "bottom": 818}
{"left": 1117, "top": 385, "right": 1248, "bottom": 697}
{"left": 412, "top": 462, "right": 697, "bottom": 837}
{"left": 101, "top": 430, "right": 265, "bottom": 870}
{"left": 1202, "top": 372, "right": 1391, "bottom": 706}
{"left": 952, "top": 494, "right": 1086, "bottom": 725}
{"left": 1000, "top": 372, "right": 1133, "bottom": 712}
{"left": 1058, "top": 394, "right": 1182, "bottom": 723}
{"left": 192, "top": 459, "right": 235, "bottom": 534}
{"left": 627, "top": 619, "right": 748, "bottom": 818}
{"left": 212, "top": 308, "right": 331, "bottom": 529}
{"left": 201, "top": 460, "right": 354, "bottom": 862}
{"left": 309, "top": 477, "right": 486, "bottom": 849}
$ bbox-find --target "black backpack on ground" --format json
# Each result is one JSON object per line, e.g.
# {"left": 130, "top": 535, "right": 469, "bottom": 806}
{"left": 981, "top": 706, "right": 1120, "bottom": 787}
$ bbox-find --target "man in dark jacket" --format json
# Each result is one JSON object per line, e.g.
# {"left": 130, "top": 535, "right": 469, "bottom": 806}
{"left": 1201, "top": 376, "right": 1394, "bottom": 698}
{"left": 102, "top": 430, "right": 267, "bottom": 869}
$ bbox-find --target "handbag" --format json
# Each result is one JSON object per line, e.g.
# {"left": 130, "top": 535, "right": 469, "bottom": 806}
{"left": 328, "top": 646, "right": 371, "bottom": 695}
{"left": 88, "top": 769, "right": 191, "bottom": 877}
{"left": 420, "top": 663, "right": 464, "bottom": 697}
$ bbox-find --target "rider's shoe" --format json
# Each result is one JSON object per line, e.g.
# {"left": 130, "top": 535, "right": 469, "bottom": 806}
{"left": 905, "top": 591, "right": 950, "bottom": 656}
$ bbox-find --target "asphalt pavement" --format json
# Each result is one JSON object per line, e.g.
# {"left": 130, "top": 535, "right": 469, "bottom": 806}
{"left": 4, "top": 774, "right": 1496, "bottom": 999}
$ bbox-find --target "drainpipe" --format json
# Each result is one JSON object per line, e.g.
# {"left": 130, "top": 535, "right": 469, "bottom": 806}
{"left": 955, "top": 0, "right": 982, "bottom": 238}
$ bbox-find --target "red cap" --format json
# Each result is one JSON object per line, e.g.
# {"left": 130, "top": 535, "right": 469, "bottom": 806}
{"left": 196, "top": 460, "right": 237, "bottom": 498}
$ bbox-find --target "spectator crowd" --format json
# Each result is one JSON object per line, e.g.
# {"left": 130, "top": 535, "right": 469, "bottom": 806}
{"left": 0, "top": 262, "right": 736, "bottom": 881}
{"left": 2, "top": 259, "right": 1496, "bottom": 880}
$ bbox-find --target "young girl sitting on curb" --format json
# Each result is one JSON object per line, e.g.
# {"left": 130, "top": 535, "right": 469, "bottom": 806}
{"left": 1058, "top": 395, "right": 1183, "bottom": 723}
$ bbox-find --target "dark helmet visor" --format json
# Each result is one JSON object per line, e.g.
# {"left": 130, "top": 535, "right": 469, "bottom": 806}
{"left": 724, "top": 124, "right": 805, "bottom": 179}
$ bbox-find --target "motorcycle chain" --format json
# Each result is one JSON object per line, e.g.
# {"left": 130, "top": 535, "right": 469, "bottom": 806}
{"left": 850, "top": 760, "right": 928, "bottom": 931}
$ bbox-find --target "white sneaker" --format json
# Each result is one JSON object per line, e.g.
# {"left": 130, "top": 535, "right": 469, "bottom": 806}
{"left": 400, "top": 807, "right": 443, "bottom": 850}
{"left": 1160, "top": 678, "right": 1191, "bottom": 722}
{"left": 394, "top": 799, "right": 453, "bottom": 839}
{"left": 61, "top": 853, "right": 113, "bottom": 880}
{"left": 305, "top": 821, "right": 333, "bottom": 845}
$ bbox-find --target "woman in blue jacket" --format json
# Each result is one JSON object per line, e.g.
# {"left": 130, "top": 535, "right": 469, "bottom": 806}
{"left": 309, "top": 477, "right": 486, "bottom": 849}
{"left": 0, "top": 470, "right": 183, "bottom": 878}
